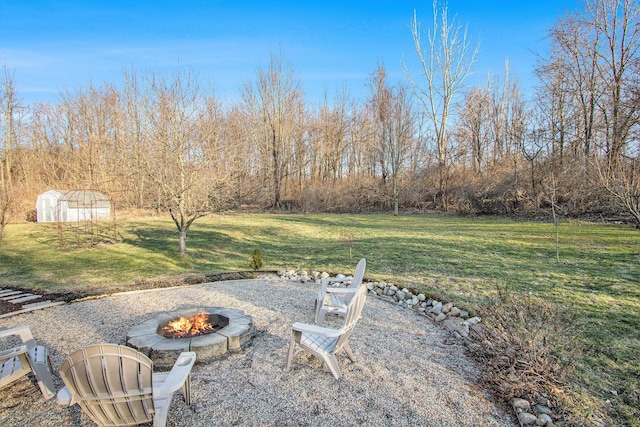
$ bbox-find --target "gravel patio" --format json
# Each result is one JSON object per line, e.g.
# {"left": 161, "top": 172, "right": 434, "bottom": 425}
{"left": 0, "top": 277, "right": 515, "bottom": 426}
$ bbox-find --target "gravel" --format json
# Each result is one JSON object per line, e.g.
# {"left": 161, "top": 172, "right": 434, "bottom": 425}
{"left": 0, "top": 278, "right": 515, "bottom": 426}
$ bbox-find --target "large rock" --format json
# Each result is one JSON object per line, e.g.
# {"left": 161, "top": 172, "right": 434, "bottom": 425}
{"left": 513, "top": 398, "right": 531, "bottom": 411}
{"left": 517, "top": 412, "right": 537, "bottom": 425}
{"left": 431, "top": 302, "right": 443, "bottom": 314}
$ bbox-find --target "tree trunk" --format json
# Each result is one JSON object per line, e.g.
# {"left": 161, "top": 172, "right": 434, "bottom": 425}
{"left": 179, "top": 228, "right": 187, "bottom": 254}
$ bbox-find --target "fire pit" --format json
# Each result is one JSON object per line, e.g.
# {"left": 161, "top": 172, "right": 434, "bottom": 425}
{"left": 126, "top": 307, "right": 254, "bottom": 368}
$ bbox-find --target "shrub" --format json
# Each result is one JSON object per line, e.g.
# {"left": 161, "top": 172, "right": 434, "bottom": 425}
{"left": 469, "top": 286, "right": 583, "bottom": 423}
{"left": 25, "top": 210, "right": 37, "bottom": 222}
{"left": 249, "top": 248, "right": 263, "bottom": 271}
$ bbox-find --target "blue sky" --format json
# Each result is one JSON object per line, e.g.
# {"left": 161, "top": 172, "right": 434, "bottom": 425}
{"left": 0, "top": 1, "right": 580, "bottom": 106}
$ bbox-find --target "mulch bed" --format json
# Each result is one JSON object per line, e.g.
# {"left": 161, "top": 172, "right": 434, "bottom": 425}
{"left": 0, "top": 287, "right": 75, "bottom": 316}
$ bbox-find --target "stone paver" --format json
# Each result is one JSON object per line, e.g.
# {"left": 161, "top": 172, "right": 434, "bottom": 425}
{"left": 7, "top": 295, "right": 42, "bottom": 304}
{"left": 0, "top": 291, "right": 23, "bottom": 299}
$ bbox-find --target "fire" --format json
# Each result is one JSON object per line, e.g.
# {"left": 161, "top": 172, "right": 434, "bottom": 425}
{"left": 164, "top": 311, "right": 214, "bottom": 338}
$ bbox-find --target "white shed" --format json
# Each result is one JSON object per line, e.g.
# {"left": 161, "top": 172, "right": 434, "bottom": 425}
{"left": 36, "top": 190, "right": 111, "bottom": 223}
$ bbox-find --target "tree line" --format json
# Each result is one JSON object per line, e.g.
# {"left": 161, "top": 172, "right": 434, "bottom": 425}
{"left": 1, "top": 0, "right": 639, "bottom": 249}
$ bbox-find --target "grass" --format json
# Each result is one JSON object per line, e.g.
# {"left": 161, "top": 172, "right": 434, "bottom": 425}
{"left": 1, "top": 213, "right": 639, "bottom": 425}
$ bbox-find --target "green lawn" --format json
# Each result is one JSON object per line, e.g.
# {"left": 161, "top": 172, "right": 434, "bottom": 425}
{"left": 1, "top": 213, "right": 638, "bottom": 425}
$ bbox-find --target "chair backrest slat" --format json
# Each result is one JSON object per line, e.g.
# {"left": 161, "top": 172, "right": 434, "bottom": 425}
{"left": 335, "top": 285, "right": 367, "bottom": 350}
{"left": 351, "top": 258, "right": 366, "bottom": 287}
{"left": 60, "top": 344, "right": 154, "bottom": 426}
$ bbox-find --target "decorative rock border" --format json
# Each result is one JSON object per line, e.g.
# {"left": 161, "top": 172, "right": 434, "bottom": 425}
{"left": 278, "top": 269, "right": 558, "bottom": 427}
{"left": 126, "top": 307, "right": 254, "bottom": 368}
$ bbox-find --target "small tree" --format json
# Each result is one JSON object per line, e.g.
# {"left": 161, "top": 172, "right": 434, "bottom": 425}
{"left": 250, "top": 249, "right": 264, "bottom": 270}
{"left": 545, "top": 174, "right": 563, "bottom": 263}
{"left": 140, "top": 68, "right": 227, "bottom": 254}
{"left": 340, "top": 233, "right": 355, "bottom": 260}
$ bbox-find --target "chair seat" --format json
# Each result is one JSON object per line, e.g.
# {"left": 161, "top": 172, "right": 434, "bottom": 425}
{"left": 1, "top": 353, "right": 31, "bottom": 387}
{"left": 300, "top": 333, "right": 338, "bottom": 354}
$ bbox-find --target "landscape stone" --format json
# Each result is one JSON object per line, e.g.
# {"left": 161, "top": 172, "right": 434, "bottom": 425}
{"left": 466, "top": 316, "right": 481, "bottom": 325}
{"left": 442, "top": 302, "right": 453, "bottom": 313}
{"left": 536, "top": 415, "right": 550, "bottom": 426}
{"left": 125, "top": 334, "right": 164, "bottom": 356}
{"left": 150, "top": 338, "right": 191, "bottom": 368}
{"left": 435, "top": 313, "right": 447, "bottom": 322}
{"left": 417, "top": 293, "right": 426, "bottom": 301}
{"left": 223, "top": 322, "right": 254, "bottom": 348}
{"left": 513, "top": 398, "right": 532, "bottom": 411}
{"left": 432, "top": 302, "right": 443, "bottom": 314}
{"left": 518, "top": 412, "right": 537, "bottom": 425}
{"left": 533, "top": 405, "right": 551, "bottom": 415}
{"left": 189, "top": 332, "right": 228, "bottom": 361}
{"left": 449, "top": 307, "right": 461, "bottom": 317}
{"left": 539, "top": 414, "right": 552, "bottom": 424}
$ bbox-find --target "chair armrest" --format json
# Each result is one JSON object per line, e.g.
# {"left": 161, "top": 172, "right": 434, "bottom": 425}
{"left": 324, "top": 287, "right": 358, "bottom": 294}
{"left": 0, "top": 326, "right": 36, "bottom": 349}
{"left": 0, "top": 345, "right": 28, "bottom": 361}
{"left": 153, "top": 351, "right": 196, "bottom": 400}
{"left": 292, "top": 322, "right": 342, "bottom": 338}
{"left": 56, "top": 386, "right": 75, "bottom": 406}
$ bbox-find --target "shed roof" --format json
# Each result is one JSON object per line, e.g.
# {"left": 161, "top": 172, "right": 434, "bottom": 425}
{"left": 57, "top": 190, "right": 110, "bottom": 209}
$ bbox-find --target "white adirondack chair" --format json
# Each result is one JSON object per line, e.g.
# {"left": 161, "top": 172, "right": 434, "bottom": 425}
{"left": 287, "top": 283, "right": 367, "bottom": 379}
{"left": 0, "top": 325, "right": 56, "bottom": 400}
{"left": 56, "top": 344, "right": 195, "bottom": 427}
{"left": 314, "top": 258, "right": 366, "bottom": 325}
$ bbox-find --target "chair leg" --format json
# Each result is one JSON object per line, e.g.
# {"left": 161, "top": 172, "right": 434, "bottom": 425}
{"left": 315, "top": 308, "right": 327, "bottom": 326}
{"left": 182, "top": 374, "right": 191, "bottom": 406}
{"left": 27, "top": 346, "right": 56, "bottom": 400}
{"left": 322, "top": 353, "right": 342, "bottom": 380}
{"left": 285, "top": 331, "right": 299, "bottom": 371}
{"left": 342, "top": 342, "right": 356, "bottom": 362}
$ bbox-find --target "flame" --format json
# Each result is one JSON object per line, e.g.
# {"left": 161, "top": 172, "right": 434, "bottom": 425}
{"left": 164, "top": 311, "right": 214, "bottom": 338}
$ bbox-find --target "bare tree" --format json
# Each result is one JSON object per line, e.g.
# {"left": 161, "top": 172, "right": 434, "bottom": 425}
{"left": 545, "top": 13, "right": 601, "bottom": 159}
{"left": 242, "top": 52, "right": 305, "bottom": 209}
{"left": 589, "top": 0, "right": 639, "bottom": 163}
{"left": 0, "top": 66, "right": 20, "bottom": 240}
{"left": 406, "top": 1, "right": 479, "bottom": 208}
{"left": 367, "top": 65, "right": 416, "bottom": 215}
{"left": 458, "top": 85, "right": 490, "bottom": 174}
{"left": 309, "top": 87, "right": 352, "bottom": 184}
{"left": 597, "top": 154, "right": 640, "bottom": 226}
{"left": 141, "top": 69, "right": 223, "bottom": 254}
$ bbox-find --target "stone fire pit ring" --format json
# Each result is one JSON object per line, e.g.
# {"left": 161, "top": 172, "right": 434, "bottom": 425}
{"left": 126, "top": 306, "right": 254, "bottom": 368}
